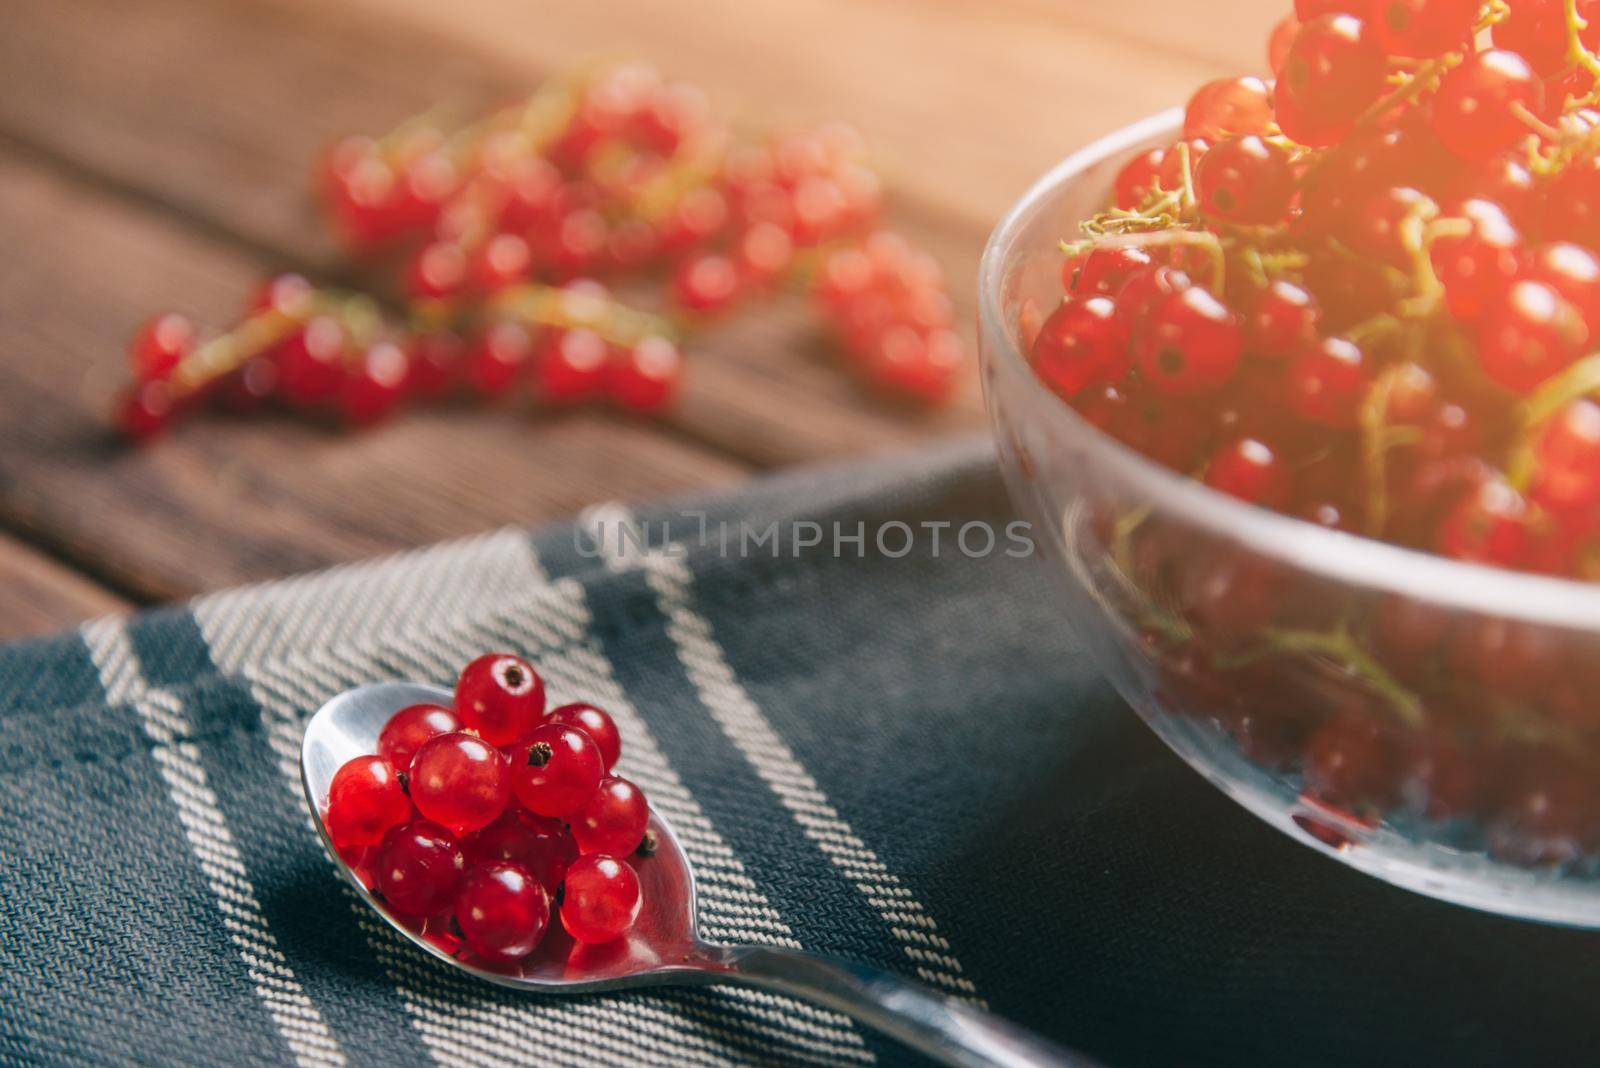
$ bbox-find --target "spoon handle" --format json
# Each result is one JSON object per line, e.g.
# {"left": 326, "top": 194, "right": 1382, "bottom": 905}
{"left": 701, "top": 944, "right": 1097, "bottom": 1068}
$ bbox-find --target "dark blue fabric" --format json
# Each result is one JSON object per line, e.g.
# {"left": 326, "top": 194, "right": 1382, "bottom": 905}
{"left": 2, "top": 439, "right": 1598, "bottom": 1067}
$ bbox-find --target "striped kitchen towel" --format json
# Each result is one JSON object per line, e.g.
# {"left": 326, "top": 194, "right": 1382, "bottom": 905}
{"left": 2, "top": 438, "right": 1596, "bottom": 1068}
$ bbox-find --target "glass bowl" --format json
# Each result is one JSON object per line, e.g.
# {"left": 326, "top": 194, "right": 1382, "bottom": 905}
{"left": 979, "top": 109, "right": 1600, "bottom": 926}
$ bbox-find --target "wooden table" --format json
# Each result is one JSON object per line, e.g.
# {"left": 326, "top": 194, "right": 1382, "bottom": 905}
{"left": 0, "top": 0, "right": 1281, "bottom": 641}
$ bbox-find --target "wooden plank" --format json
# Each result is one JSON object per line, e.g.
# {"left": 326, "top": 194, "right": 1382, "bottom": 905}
{"left": 0, "top": 149, "right": 749, "bottom": 602}
{"left": 0, "top": 536, "right": 128, "bottom": 642}
{"left": 0, "top": 0, "right": 1076, "bottom": 465}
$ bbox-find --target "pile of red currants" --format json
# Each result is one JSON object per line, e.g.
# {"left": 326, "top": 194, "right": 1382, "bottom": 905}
{"left": 1032, "top": 0, "right": 1600, "bottom": 580}
{"left": 118, "top": 63, "right": 966, "bottom": 441}
{"left": 322, "top": 653, "right": 651, "bottom": 958}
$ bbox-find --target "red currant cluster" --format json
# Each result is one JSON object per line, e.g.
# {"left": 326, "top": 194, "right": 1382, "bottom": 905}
{"left": 1031, "top": 0, "right": 1600, "bottom": 580}
{"left": 117, "top": 64, "right": 965, "bottom": 441}
{"left": 323, "top": 653, "right": 650, "bottom": 957}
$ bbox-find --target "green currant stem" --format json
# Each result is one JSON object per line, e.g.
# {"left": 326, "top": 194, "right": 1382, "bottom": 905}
{"left": 164, "top": 295, "right": 374, "bottom": 400}
{"left": 1508, "top": 351, "right": 1600, "bottom": 488}
{"left": 1566, "top": 0, "right": 1600, "bottom": 79}
{"left": 1107, "top": 506, "right": 1194, "bottom": 645}
{"left": 487, "top": 283, "right": 676, "bottom": 346}
{"left": 1358, "top": 364, "right": 1427, "bottom": 538}
{"left": 1257, "top": 622, "right": 1424, "bottom": 730}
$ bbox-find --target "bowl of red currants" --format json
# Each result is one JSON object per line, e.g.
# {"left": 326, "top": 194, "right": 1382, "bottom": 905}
{"left": 981, "top": 1, "right": 1600, "bottom": 926}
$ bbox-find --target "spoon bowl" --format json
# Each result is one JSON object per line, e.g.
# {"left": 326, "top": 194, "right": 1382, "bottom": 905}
{"left": 302, "top": 681, "right": 1091, "bottom": 1067}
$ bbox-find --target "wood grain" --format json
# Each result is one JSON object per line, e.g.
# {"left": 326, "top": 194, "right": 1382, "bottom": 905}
{"left": 0, "top": 150, "right": 748, "bottom": 604}
{"left": 0, "top": 537, "right": 127, "bottom": 642}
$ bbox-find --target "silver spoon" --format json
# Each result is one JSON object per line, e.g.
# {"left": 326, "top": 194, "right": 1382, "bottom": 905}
{"left": 301, "top": 682, "right": 1094, "bottom": 1068}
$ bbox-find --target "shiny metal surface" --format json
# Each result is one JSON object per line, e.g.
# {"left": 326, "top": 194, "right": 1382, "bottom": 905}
{"left": 302, "top": 682, "right": 1093, "bottom": 1067}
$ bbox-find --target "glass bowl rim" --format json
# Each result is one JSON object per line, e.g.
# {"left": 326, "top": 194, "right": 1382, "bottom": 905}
{"left": 978, "top": 107, "right": 1600, "bottom": 630}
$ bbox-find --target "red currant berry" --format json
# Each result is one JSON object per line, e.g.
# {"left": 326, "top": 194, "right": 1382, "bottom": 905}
{"left": 1294, "top": 0, "right": 1363, "bottom": 16}
{"left": 374, "top": 820, "right": 466, "bottom": 917}
{"left": 1372, "top": 0, "right": 1477, "bottom": 58}
{"left": 608, "top": 336, "right": 683, "bottom": 414}
{"left": 512, "top": 723, "right": 604, "bottom": 818}
{"left": 1115, "top": 265, "right": 1192, "bottom": 332}
{"left": 454, "top": 862, "right": 550, "bottom": 961}
{"left": 1546, "top": 152, "right": 1600, "bottom": 250}
{"left": 560, "top": 854, "right": 642, "bottom": 944}
{"left": 1302, "top": 716, "right": 1399, "bottom": 819}
{"left": 1476, "top": 279, "right": 1588, "bottom": 393}
{"left": 1431, "top": 198, "right": 1526, "bottom": 322}
{"left": 1183, "top": 76, "right": 1275, "bottom": 141}
{"left": 468, "top": 811, "right": 576, "bottom": 894}
{"left": 325, "top": 755, "right": 414, "bottom": 848}
{"left": 275, "top": 317, "right": 347, "bottom": 405}
{"left": 1113, "top": 147, "right": 1167, "bottom": 209}
{"left": 571, "top": 776, "right": 650, "bottom": 857}
{"left": 1438, "top": 479, "right": 1531, "bottom": 566}
{"left": 466, "top": 322, "right": 534, "bottom": 395}
{"left": 1031, "top": 296, "right": 1126, "bottom": 399}
{"left": 1269, "top": 14, "right": 1303, "bottom": 70}
{"left": 406, "top": 240, "right": 468, "bottom": 301}
{"left": 129, "top": 313, "right": 194, "bottom": 380}
{"left": 469, "top": 233, "right": 532, "bottom": 293}
{"left": 339, "top": 340, "right": 410, "bottom": 425}
{"left": 1447, "top": 155, "right": 1537, "bottom": 228}
{"left": 116, "top": 380, "right": 177, "bottom": 441}
{"left": 1244, "top": 280, "right": 1321, "bottom": 359}
{"left": 736, "top": 221, "right": 796, "bottom": 284}
{"left": 1194, "top": 135, "right": 1295, "bottom": 223}
{"left": 547, "top": 703, "right": 622, "bottom": 771}
{"left": 378, "top": 703, "right": 462, "bottom": 770}
{"left": 869, "top": 327, "right": 963, "bottom": 405}
{"left": 1347, "top": 185, "right": 1435, "bottom": 267}
{"left": 455, "top": 653, "right": 545, "bottom": 749}
{"left": 1532, "top": 399, "right": 1600, "bottom": 511}
{"left": 1286, "top": 336, "right": 1367, "bottom": 427}
{"left": 672, "top": 253, "right": 741, "bottom": 313}
{"left": 1205, "top": 436, "right": 1293, "bottom": 509}
{"left": 406, "top": 331, "right": 465, "bottom": 398}
{"left": 1431, "top": 50, "right": 1544, "bottom": 161}
{"left": 535, "top": 328, "right": 609, "bottom": 405}
{"left": 409, "top": 732, "right": 512, "bottom": 835}
{"left": 1134, "top": 286, "right": 1242, "bottom": 395}
{"left": 1276, "top": 15, "right": 1387, "bottom": 145}
{"left": 1522, "top": 241, "right": 1600, "bottom": 321}
{"left": 213, "top": 357, "right": 280, "bottom": 414}
{"left": 248, "top": 272, "right": 316, "bottom": 318}
{"left": 1071, "top": 246, "right": 1154, "bottom": 297}
{"left": 1494, "top": 0, "right": 1600, "bottom": 77}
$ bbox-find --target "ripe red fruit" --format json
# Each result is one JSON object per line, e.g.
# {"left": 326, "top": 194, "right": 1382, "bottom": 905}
{"left": 608, "top": 336, "right": 683, "bottom": 414}
{"left": 1134, "top": 286, "right": 1242, "bottom": 395}
{"left": 325, "top": 755, "right": 414, "bottom": 848}
{"left": 1071, "top": 246, "right": 1155, "bottom": 297}
{"left": 1286, "top": 336, "right": 1368, "bottom": 427}
{"left": 535, "top": 328, "right": 609, "bottom": 405}
{"left": 408, "top": 732, "right": 512, "bottom": 835}
{"left": 1372, "top": 0, "right": 1478, "bottom": 58}
{"left": 465, "top": 322, "right": 534, "bottom": 395}
{"left": 116, "top": 380, "right": 177, "bottom": 441}
{"left": 1276, "top": 15, "right": 1387, "bottom": 144}
{"left": 468, "top": 811, "right": 576, "bottom": 894}
{"left": 1031, "top": 296, "right": 1127, "bottom": 399}
{"left": 1431, "top": 50, "right": 1545, "bottom": 161}
{"left": 454, "top": 862, "right": 551, "bottom": 961}
{"left": 276, "top": 317, "right": 348, "bottom": 405}
{"left": 1269, "top": 14, "right": 1303, "bottom": 71}
{"left": 1302, "top": 717, "right": 1400, "bottom": 819}
{"left": 561, "top": 854, "right": 642, "bottom": 944}
{"left": 339, "top": 340, "right": 410, "bottom": 425}
{"left": 512, "top": 722, "right": 605, "bottom": 818}
{"left": 378, "top": 703, "right": 462, "bottom": 770}
{"left": 1475, "top": 279, "right": 1589, "bottom": 393}
{"left": 1194, "top": 136, "right": 1296, "bottom": 224}
{"left": 374, "top": 821, "right": 465, "bottom": 916}
{"left": 1113, "top": 148, "right": 1167, "bottom": 209}
{"left": 468, "top": 233, "right": 533, "bottom": 293}
{"left": 1205, "top": 437, "right": 1293, "bottom": 509}
{"left": 1347, "top": 185, "right": 1435, "bottom": 267}
{"left": 1115, "top": 266, "right": 1192, "bottom": 332}
{"left": 1521, "top": 241, "right": 1600, "bottom": 321}
{"left": 547, "top": 703, "right": 622, "bottom": 771}
{"left": 406, "top": 240, "right": 468, "bottom": 301}
{"left": 1244, "top": 280, "right": 1321, "bottom": 359}
{"left": 672, "top": 253, "right": 741, "bottom": 313}
{"left": 1430, "top": 198, "right": 1526, "bottom": 322}
{"left": 1438, "top": 480, "right": 1531, "bottom": 566}
{"left": 129, "top": 313, "right": 194, "bottom": 380}
{"left": 1493, "top": 0, "right": 1600, "bottom": 77}
{"left": 571, "top": 776, "right": 650, "bottom": 856}
{"left": 1183, "top": 76, "right": 1275, "bottom": 141}
{"left": 1532, "top": 400, "right": 1600, "bottom": 512}
{"left": 455, "top": 653, "right": 546, "bottom": 748}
